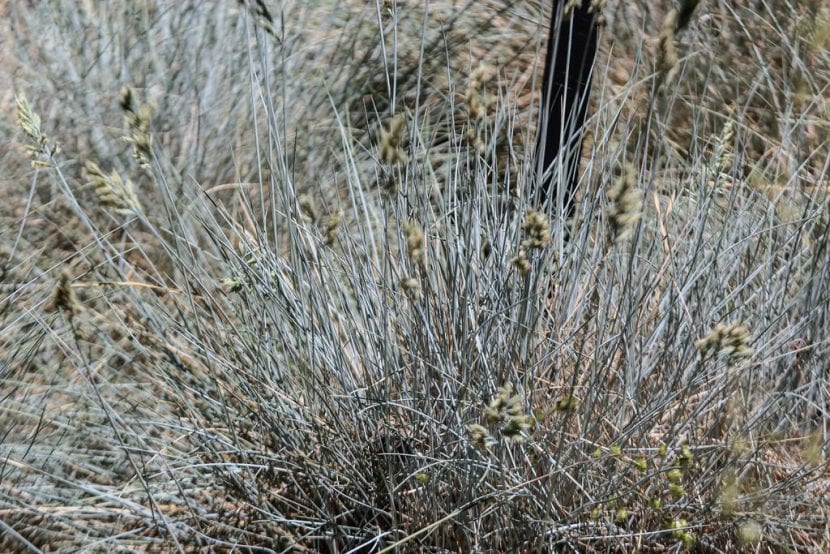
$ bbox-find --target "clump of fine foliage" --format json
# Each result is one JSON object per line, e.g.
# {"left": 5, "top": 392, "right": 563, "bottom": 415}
{"left": 1, "top": 1, "right": 829, "bottom": 552}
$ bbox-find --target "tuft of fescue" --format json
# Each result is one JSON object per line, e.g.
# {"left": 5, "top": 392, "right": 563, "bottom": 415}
{"left": 1, "top": 1, "right": 829, "bottom": 553}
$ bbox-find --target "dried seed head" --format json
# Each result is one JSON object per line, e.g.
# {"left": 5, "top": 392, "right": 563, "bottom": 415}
{"left": 47, "top": 270, "right": 80, "bottom": 317}
{"left": 237, "top": 0, "right": 280, "bottom": 40}
{"left": 120, "top": 87, "right": 154, "bottom": 167}
{"left": 222, "top": 276, "right": 245, "bottom": 293}
{"left": 607, "top": 163, "right": 642, "bottom": 243}
{"left": 500, "top": 414, "right": 532, "bottom": 438}
{"left": 16, "top": 94, "right": 57, "bottom": 165}
{"left": 657, "top": 10, "right": 680, "bottom": 85}
{"left": 555, "top": 395, "right": 579, "bottom": 413}
{"left": 563, "top": 0, "right": 581, "bottom": 20}
{"left": 669, "top": 518, "right": 689, "bottom": 539}
{"left": 669, "top": 483, "right": 686, "bottom": 499}
{"left": 480, "top": 384, "right": 532, "bottom": 441}
{"left": 402, "top": 222, "right": 425, "bottom": 266}
{"left": 589, "top": 0, "right": 608, "bottom": 27}
{"left": 810, "top": 8, "right": 830, "bottom": 51}
{"left": 511, "top": 246, "right": 531, "bottom": 275}
{"left": 522, "top": 209, "right": 551, "bottom": 249}
{"left": 484, "top": 384, "right": 513, "bottom": 421}
{"left": 464, "top": 66, "right": 493, "bottom": 152}
{"left": 382, "top": 0, "right": 394, "bottom": 19}
{"left": 85, "top": 161, "right": 143, "bottom": 216}
{"left": 119, "top": 86, "right": 136, "bottom": 113}
{"left": 803, "top": 431, "right": 824, "bottom": 466}
{"left": 380, "top": 113, "right": 409, "bottom": 166}
{"left": 467, "top": 424, "right": 496, "bottom": 448}
{"left": 718, "top": 474, "right": 740, "bottom": 516}
{"left": 298, "top": 195, "right": 316, "bottom": 221}
{"left": 714, "top": 119, "right": 735, "bottom": 175}
{"left": 737, "top": 520, "right": 763, "bottom": 545}
{"left": 321, "top": 210, "right": 343, "bottom": 247}
{"left": 695, "top": 322, "right": 753, "bottom": 360}
{"left": 466, "top": 64, "right": 492, "bottom": 122}
{"left": 400, "top": 276, "right": 421, "bottom": 297}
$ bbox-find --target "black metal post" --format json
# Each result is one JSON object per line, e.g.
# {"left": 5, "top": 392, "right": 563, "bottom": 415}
{"left": 537, "top": 0, "right": 599, "bottom": 220}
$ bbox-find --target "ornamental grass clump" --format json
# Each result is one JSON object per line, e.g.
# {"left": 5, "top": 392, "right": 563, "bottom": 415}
{"left": 2, "top": 1, "right": 829, "bottom": 552}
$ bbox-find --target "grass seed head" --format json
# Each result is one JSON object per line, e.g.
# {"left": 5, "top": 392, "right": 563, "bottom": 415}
{"left": 607, "top": 163, "right": 643, "bottom": 243}
{"left": 589, "top": 0, "right": 608, "bottom": 26}
{"left": 522, "top": 209, "right": 551, "bottom": 249}
{"left": 47, "top": 270, "right": 80, "bottom": 317}
{"left": 670, "top": 483, "right": 687, "bottom": 499}
{"left": 380, "top": 113, "right": 409, "bottom": 166}
{"left": 511, "top": 246, "right": 531, "bottom": 275}
{"left": 657, "top": 10, "right": 680, "bottom": 85}
{"left": 563, "top": 0, "right": 581, "bottom": 20}
{"left": 85, "top": 161, "right": 143, "bottom": 216}
{"left": 468, "top": 424, "right": 496, "bottom": 449}
{"left": 695, "top": 322, "right": 753, "bottom": 360}
{"left": 16, "top": 93, "right": 57, "bottom": 165}
{"left": 466, "top": 64, "right": 492, "bottom": 122}
{"left": 321, "top": 210, "right": 343, "bottom": 246}
{"left": 718, "top": 474, "right": 740, "bottom": 516}
{"left": 120, "top": 87, "right": 154, "bottom": 167}
{"left": 400, "top": 276, "right": 421, "bottom": 297}
{"left": 555, "top": 395, "right": 579, "bottom": 413}
{"left": 402, "top": 222, "right": 425, "bottom": 266}
{"left": 737, "top": 519, "right": 763, "bottom": 545}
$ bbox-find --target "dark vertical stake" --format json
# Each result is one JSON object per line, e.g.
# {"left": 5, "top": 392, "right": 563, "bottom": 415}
{"left": 537, "top": 0, "right": 598, "bottom": 220}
